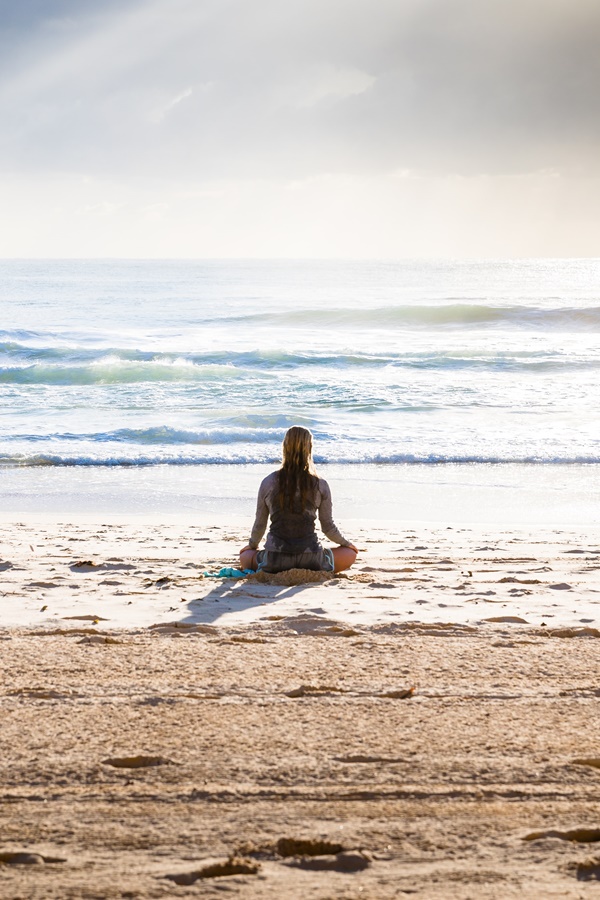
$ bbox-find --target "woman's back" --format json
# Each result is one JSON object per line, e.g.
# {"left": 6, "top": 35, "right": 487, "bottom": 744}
{"left": 265, "top": 470, "right": 319, "bottom": 547}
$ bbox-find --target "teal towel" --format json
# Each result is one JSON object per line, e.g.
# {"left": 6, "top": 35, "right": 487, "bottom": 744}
{"left": 202, "top": 567, "right": 254, "bottom": 579}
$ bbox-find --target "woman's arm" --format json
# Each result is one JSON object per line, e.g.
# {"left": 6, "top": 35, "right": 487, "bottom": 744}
{"left": 317, "top": 478, "right": 353, "bottom": 547}
{"left": 247, "top": 474, "right": 273, "bottom": 549}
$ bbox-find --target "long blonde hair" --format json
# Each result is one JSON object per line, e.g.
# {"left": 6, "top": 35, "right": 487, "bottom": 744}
{"left": 277, "top": 426, "right": 318, "bottom": 510}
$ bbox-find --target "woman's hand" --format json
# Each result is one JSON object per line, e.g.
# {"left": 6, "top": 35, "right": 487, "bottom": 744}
{"left": 346, "top": 542, "right": 358, "bottom": 553}
{"left": 240, "top": 544, "right": 254, "bottom": 553}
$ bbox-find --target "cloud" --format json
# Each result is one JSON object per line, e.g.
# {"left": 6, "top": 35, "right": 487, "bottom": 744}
{"left": 280, "top": 64, "right": 376, "bottom": 109}
{"left": 1, "top": 0, "right": 599, "bottom": 257}
{"left": 0, "top": 0, "right": 599, "bottom": 183}
{"left": 149, "top": 85, "right": 195, "bottom": 124}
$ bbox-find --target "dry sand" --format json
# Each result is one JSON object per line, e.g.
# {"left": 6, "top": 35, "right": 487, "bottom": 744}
{"left": 1, "top": 519, "right": 600, "bottom": 897}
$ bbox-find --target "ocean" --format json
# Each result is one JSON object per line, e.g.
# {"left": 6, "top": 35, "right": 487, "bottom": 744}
{"left": 2, "top": 258, "right": 600, "bottom": 524}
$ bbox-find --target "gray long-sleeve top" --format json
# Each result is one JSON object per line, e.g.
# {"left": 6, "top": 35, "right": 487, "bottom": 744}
{"left": 248, "top": 471, "right": 351, "bottom": 550}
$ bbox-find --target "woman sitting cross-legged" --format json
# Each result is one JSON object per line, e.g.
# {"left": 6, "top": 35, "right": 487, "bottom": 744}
{"left": 240, "top": 426, "right": 358, "bottom": 574}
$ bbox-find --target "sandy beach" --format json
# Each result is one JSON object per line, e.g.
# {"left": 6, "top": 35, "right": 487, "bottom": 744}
{"left": 2, "top": 518, "right": 600, "bottom": 897}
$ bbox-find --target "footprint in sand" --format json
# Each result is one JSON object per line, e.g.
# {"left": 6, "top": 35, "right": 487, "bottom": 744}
{"left": 276, "top": 838, "right": 345, "bottom": 857}
{"left": 524, "top": 828, "right": 600, "bottom": 843}
{"left": 103, "top": 755, "right": 174, "bottom": 768}
{"left": 572, "top": 758, "right": 600, "bottom": 770}
{"left": 78, "top": 636, "right": 122, "bottom": 645}
{"left": 334, "top": 754, "right": 406, "bottom": 764}
{"left": 164, "top": 857, "right": 260, "bottom": 884}
{"left": 577, "top": 860, "right": 600, "bottom": 881}
{"left": 8, "top": 688, "right": 80, "bottom": 700}
{"left": 275, "top": 839, "right": 370, "bottom": 873}
{"left": 287, "top": 852, "right": 370, "bottom": 873}
{"left": 379, "top": 687, "right": 414, "bottom": 699}
{"left": 0, "top": 852, "right": 66, "bottom": 866}
{"left": 70, "top": 560, "right": 137, "bottom": 572}
{"left": 498, "top": 577, "right": 541, "bottom": 584}
{"left": 484, "top": 616, "right": 529, "bottom": 624}
{"left": 62, "top": 614, "right": 109, "bottom": 621}
{"left": 286, "top": 685, "right": 347, "bottom": 698}
{"left": 548, "top": 626, "right": 600, "bottom": 637}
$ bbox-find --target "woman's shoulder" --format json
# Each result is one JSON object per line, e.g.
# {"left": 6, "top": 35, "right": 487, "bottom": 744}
{"left": 260, "top": 470, "right": 280, "bottom": 490}
{"left": 315, "top": 475, "right": 331, "bottom": 497}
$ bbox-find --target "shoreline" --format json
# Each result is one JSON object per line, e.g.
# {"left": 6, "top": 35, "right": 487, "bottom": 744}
{"left": 2, "top": 461, "right": 600, "bottom": 528}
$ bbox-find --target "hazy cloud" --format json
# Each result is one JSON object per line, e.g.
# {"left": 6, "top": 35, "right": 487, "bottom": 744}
{"left": 1, "top": 0, "right": 599, "bottom": 257}
{"left": 1, "top": 0, "right": 599, "bottom": 181}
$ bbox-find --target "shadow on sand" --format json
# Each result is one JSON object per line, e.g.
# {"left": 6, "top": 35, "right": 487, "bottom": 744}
{"left": 178, "top": 577, "right": 322, "bottom": 626}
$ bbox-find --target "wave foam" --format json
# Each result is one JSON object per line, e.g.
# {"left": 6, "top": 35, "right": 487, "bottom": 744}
{"left": 2, "top": 452, "right": 600, "bottom": 468}
{"left": 1, "top": 345, "right": 597, "bottom": 385}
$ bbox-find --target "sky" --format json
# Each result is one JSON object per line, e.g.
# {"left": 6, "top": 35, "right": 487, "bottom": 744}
{"left": 0, "top": 0, "right": 599, "bottom": 258}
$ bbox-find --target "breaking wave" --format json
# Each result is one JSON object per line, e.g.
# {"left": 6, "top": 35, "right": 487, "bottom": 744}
{"left": 218, "top": 304, "right": 600, "bottom": 330}
{"left": 1, "top": 343, "right": 597, "bottom": 385}
{"left": 3, "top": 452, "right": 600, "bottom": 468}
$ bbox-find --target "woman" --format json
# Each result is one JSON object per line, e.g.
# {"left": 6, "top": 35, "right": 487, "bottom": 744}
{"left": 240, "top": 426, "right": 358, "bottom": 574}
